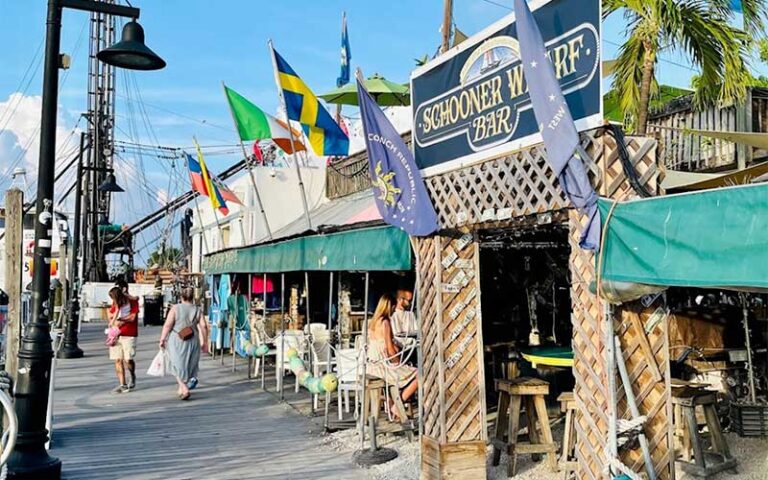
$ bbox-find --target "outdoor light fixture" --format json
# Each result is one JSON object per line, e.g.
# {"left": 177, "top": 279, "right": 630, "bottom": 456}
{"left": 11, "top": 1, "right": 165, "bottom": 478}
{"left": 97, "top": 20, "right": 166, "bottom": 71}
{"left": 97, "top": 172, "right": 124, "bottom": 192}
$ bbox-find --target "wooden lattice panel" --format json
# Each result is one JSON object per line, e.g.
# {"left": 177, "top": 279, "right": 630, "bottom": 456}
{"left": 615, "top": 304, "right": 674, "bottom": 479}
{"left": 568, "top": 133, "right": 664, "bottom": 480}
{"left": 569, "top": 209, "right": 608, "bottom": 480}
{"left": 417, "top": 237, "right": 442, "bottom": 441}
{"left": 423, "top": 132, "right": 602, "bottom": 229}
{"left": 417, "top": 234, "right": 487, "bottom": 479}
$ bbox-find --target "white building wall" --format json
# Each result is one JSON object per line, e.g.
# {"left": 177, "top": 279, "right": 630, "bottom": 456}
{"left": 190, "top": 164, "right": 326, "bottom": 273}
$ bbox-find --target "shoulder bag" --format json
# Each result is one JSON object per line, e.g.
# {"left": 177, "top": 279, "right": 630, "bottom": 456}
{"left": 176, "top": 306, "right": 197, "bottom": 341}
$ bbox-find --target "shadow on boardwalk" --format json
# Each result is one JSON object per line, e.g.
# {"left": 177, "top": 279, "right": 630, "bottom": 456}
{"left": 51, "top": 324, "right": 367, "bottom": 480}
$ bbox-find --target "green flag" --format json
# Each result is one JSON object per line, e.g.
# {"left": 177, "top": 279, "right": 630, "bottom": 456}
{"left": 223, "top": 85, "right": 304, "bottom": 154}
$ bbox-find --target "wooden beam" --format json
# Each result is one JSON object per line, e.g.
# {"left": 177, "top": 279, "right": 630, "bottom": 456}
{"left": 4, "top": 188, "right": 23, "bottom": 386}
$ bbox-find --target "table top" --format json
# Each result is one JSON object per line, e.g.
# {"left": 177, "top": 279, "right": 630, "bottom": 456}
{"left": 521, "top": 346, "right": 574, "bottom": 368}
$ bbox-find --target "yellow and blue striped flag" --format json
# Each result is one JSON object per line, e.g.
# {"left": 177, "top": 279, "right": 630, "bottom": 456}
{"left": 272, "top": 48, "right": 349, "bottom": 156}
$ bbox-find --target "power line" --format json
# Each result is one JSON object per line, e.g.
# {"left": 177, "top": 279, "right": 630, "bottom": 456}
{"left": 114, "top": 91, "right": 233, "bottom": 133}
{"left": 0, "top": 38, "right": 45, "bottom": 136}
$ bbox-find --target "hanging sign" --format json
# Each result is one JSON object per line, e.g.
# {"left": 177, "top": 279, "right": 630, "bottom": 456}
{"left": 441, "top": 284, "right": 460, "bottom": 293}
{"left": 456, "top": 233, "right": 473, "bottom": 251}
{"left": 442, "top": 247, "right": 458, "bottom": 269}
{"left": 454, "top": 258, "right": 473, "bottom": 269}
{"left": 410, "top": 0, "right": 602, "bottom": 176}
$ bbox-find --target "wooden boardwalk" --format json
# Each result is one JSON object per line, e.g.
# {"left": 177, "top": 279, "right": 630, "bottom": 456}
{"left": 50, "top": 324, "right": 366, "bottom": 480}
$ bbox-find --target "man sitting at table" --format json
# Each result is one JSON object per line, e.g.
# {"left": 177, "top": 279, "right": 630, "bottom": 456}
{"left": 391, "top": 289, "right": 417, "bottom": 347}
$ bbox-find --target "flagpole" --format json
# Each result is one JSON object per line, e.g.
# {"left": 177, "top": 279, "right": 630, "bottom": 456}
{"left": 191, "top": 187, "right": 210, "bottom": 256}
{"left": 268, "top": 39, "right": 313, "bottom": 230}
{"left": 335, "top": 11, "right": 346, "bottom": 125}
{"left": 221, "top": 81, "right": 273, "bottom": 241}
{"left": 193, "top": 135, "right": 226, "bottom": 247}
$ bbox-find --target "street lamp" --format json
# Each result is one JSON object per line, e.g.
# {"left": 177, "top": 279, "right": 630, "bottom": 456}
{"left": 60, "top": 158, "right": 124, "bottom": 361}
{"left": 8, "top": 1, "right": 164, "bottom": 478}
{"left": 97, "top": 172, "right": 124, "bottom": 192}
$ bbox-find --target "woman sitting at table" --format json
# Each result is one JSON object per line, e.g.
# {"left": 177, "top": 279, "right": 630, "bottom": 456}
{"left": 367, "top": 293, "right": 418, "bottom": 419}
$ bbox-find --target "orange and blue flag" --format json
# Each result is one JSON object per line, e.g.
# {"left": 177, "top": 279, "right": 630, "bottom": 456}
{"left": 271, "top": 47, "right": 349, "bottom": 156}
{"left": 188, "top": 140, "right": 232, "bottom": 216}
{"left": 186, "top": 154, "right": 207, "bottom": 195}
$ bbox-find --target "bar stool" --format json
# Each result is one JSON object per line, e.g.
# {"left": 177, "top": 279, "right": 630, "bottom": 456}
{"left": 673, "top": 387, "right": 737, "bottom": 478}
{"left": 491, "top": 377, "right": 558, "bottom": 476}
{"left": 362, "top": 375, "right": 386, "bottom": 422}
{"left": 558, "top": 392, "right": 577, "bottom": 479}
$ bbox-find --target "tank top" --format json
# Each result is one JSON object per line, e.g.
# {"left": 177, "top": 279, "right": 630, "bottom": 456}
{"left": 174, "top": 303, "right": 199, "bottom": 332}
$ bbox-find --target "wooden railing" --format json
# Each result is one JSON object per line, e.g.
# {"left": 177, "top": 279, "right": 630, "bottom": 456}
{"left": 326, "top": 132, "right": 412, "bottom": 200}
{"left": 648, "top": 87, "right": 768, "bottom": 172}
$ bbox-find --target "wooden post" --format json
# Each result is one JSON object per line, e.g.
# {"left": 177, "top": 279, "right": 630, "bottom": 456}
{"left": 57, "top": 241, "right": 68, "bottom": 329}
{"left": 4, "top": 189, "right": 23, "bottom": 385}
{"left": 441, "top": 0, "right": 453, "bottom": 53}
{"left": 735, "top": 88, "right": 753, "bottom": 170}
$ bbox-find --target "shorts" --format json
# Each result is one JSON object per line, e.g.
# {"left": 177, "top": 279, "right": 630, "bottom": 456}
{"left": 109, "top": 336, "right": 137, "bottom": 361}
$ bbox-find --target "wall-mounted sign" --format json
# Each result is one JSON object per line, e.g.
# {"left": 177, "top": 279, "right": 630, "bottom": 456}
{"left": 411, "top": 0, "right": 601, "bottom": 176}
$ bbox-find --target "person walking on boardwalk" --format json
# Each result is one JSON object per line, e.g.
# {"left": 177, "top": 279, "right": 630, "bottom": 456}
{"left": 108, "top": 286, "right": 139, "bottom": 393}
{"left": 159, "top": 287, "right": 209, "bottom": 400}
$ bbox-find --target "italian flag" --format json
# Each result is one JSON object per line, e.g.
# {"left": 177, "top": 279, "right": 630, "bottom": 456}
{"left": 224, "top": 85, "right": 306, "bottom": 154}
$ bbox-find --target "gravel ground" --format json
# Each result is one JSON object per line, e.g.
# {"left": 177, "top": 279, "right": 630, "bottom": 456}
{"left": 321, "top": 428, "right": 419, "bottom": 480}
{"left": 676, "top": 433, "right": 768, "bottom": 480}
{"left": 320, "top": 427, "right": 767, "bottom": 480}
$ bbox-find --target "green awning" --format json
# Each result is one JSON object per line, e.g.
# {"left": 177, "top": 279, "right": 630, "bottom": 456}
{"left": 598, "top": 184, "right": 768, "bottom": 289}
{"left": 203, "top": 225, "right": 412, "bottom": 274}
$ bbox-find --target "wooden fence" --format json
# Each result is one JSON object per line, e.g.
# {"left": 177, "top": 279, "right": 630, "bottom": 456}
{"left": 648, "top": 86, "right": 768, "bottom": 171}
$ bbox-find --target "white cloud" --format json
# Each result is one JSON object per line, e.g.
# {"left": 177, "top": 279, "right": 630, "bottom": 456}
{"left": 0, "top": 92, "right": 81, "bottom": 194}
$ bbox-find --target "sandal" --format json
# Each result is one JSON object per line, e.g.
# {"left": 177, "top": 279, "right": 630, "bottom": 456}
{"left": 179, "top": 392, "right": 190, "bottom": 401}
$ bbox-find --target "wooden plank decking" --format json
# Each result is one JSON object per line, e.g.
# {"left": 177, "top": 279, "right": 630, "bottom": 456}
{"left": 50, "top": 324, "right": 366, "bottom": 480}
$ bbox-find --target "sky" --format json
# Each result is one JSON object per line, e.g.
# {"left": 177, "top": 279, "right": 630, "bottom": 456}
{"left": 0, "top": 0, "right": 760, "bottom": 263}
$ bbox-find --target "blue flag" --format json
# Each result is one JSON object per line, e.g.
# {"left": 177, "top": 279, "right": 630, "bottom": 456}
{"left": 514, "top": 0, "right": 600, "bottom": 250}
{"left": 337, "top": 13, "right": 351, "bottom": 87}
{"left": 357, "top": 77, "right": 439, "bottom": 236}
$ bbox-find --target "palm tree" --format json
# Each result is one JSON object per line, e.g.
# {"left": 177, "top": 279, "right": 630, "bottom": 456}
{"left": 605, "top": 0, "right": 766, "bottom": 135}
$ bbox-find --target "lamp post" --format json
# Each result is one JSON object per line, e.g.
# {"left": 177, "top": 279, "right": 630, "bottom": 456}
{"left": 59, "top": 134, "right": 86, "bottom": 360}
{"left": 59, "top": 155, "right": 124, "bottom": 360}
{"left": 8, "top": 1, "right": 164, "bottom": 478}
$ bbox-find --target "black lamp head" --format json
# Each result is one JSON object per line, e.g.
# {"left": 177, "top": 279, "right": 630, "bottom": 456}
{"left": 98, "top": 173, "right": 124, "bottom": 192}
{"left": 97, "top": 20, "right": 166, "bottom": 71}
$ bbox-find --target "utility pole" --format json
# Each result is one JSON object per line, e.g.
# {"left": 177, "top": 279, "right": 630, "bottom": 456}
{"left": 441, "top": 0, "right": 453, "bottom": 53}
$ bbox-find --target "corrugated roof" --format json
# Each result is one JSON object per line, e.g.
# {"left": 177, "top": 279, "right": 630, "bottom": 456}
{"left": 251, "top": 189, "right": 381, "bottom": 245}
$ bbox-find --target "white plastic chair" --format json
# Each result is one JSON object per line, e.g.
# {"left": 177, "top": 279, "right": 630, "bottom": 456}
{"left": 335, "top": 347, "right": 362, "bottom": 420}
{"left": 309, "top": 329, "right": 333, "bottom": 409}
{"left": 274, "top": 330, "right": 305, "bottom": 393}
{"left": 250, "top": 315, "right": 277, "bottom": 385}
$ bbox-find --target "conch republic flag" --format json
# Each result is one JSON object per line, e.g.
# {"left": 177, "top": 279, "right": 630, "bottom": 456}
{"left": 514, "top": 0, "right": 600, "bottom": 250}
{"left": 271, "top": 47, "right": 349, "bottom": 156}
{"left": 357, "top": 77, "right": 438, "bottom": 236}
{"left": 223, "top": 85, "right": 306, "bottom": 155}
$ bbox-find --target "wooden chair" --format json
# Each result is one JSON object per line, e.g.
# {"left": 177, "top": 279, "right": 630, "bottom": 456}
{"left": 673, "top": 387, "right": 737, "bottom": 478}
{"left": 491, "top": 377, "right": 558, "bottom": 477}
{"left": 558, "top": 392, "right": 577, "bottom": 479}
